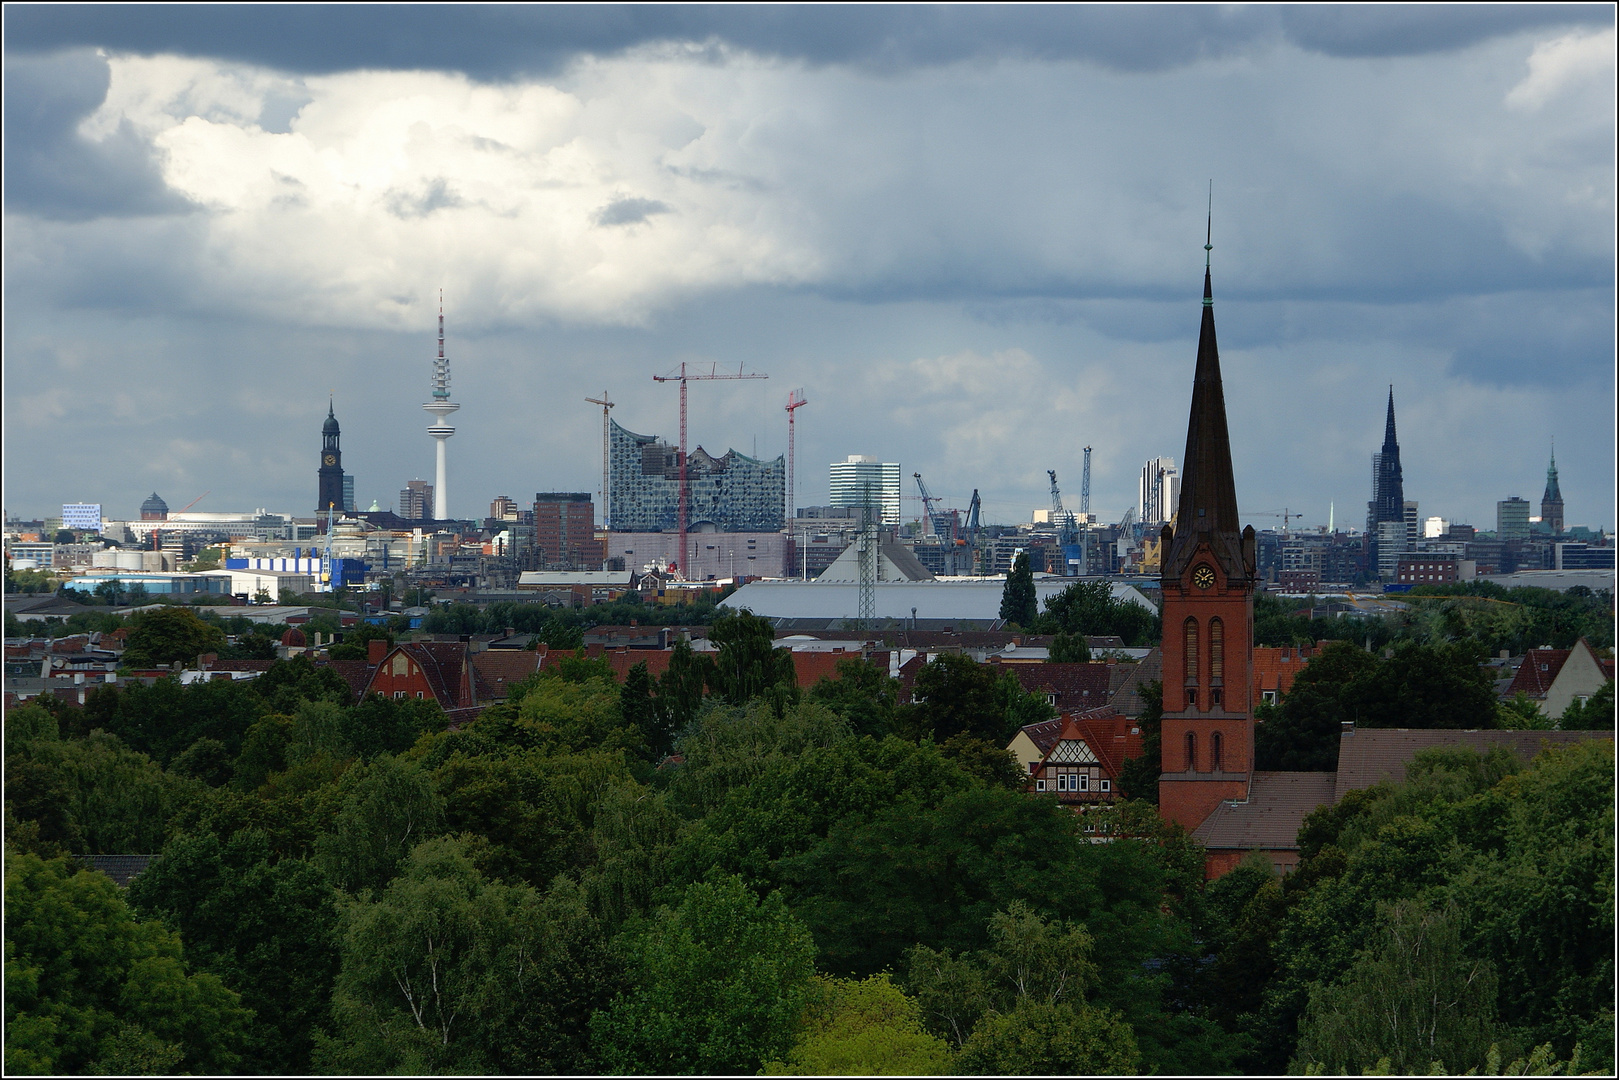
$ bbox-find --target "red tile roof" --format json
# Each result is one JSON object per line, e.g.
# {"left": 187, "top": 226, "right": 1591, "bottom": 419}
{"left": 1017, "top": 717, "right": 1066, "bottom": 757}
{"left": 325, "top": 660, "right": 380, "bottom": 702}
{"left": 1505, "top": 648, "right": 1571, "bottom": 700}
{"left": 1068, "top": 707, "right": 1143, "bottom": 779}
{"left": 1192, "top": 772, "right": 1339, "bottom": 851}
{"left": 470, "top": 650, "right": 543, "bottom": 701}
{"left": 1005, "top": 663, "right": 1113, "bottom": 712}
{"left": 1251, "top": 644, "right": 1319, "bottom": 709}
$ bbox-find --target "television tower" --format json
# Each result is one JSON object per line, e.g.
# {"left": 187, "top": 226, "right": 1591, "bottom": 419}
{"left": 422, "top": 292, "right": 459, "bottom": 520}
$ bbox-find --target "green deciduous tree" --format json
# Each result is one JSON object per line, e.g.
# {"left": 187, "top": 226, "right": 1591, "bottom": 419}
{"left": 808, "top": 656, "right": 899, "bottom": 738}
{"left": 125, "top": 831, "right": 339, "bottom": 1073}
{"left": 763, "top": 973, "right": 956, "bottom": 1076}
{"left": 4, "top": 851, "right": 252, "bottom": 1076}
{"left": 1038, "top": 579, "right": 1160, "bottom": 646}
{"left": 121, "top": 605, "right": 227, "bottom": 667}
{"left": 1000, "top": 553, "right": 1037, "bottom": 628}
{"left": 590, "top": 873, "right": 817, "bottom": 1075}
{"left": 1049, "top": 630, "right": 1092, "bottom": 662}
{"left": 1294, "top": 901, "right": 1498, "bottom": 1076}
{"left": 314, "top": 755, "right": 443, "bottom": 893}
{"left": 1558, "top": 679, "right": 1615, "bottom": 730}
{"left": 708, "top": 607, "right": 800, "bottom": 712}
{"left": 323, "top": 838, "right": 613, "bottom": 1074}
{"left": 957, "top": 1000, "right": 1140, "bottom": 1075}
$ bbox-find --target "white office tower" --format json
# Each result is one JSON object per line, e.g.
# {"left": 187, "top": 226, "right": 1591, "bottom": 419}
{"left": 1140, "top": 457, "right": 1180, "bottom": 525}
{"left": 422, "top": 298, "right": 459, "bottom": 521}
{"left": 829, "top": 456, "right": 901, "bottom": 526}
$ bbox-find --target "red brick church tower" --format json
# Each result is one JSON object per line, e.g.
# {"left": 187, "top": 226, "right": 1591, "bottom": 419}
{"left": 1157, "top": 225, "right": 1258, "bottom": 832}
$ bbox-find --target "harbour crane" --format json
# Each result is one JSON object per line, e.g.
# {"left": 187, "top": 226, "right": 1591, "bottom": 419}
{"left": 965, "top": 489, "right": 982, "bottom": 574}
{"left": 914, "top": 472, "right": 954, "bottom": 541}
{"left": 1047, "top": 469, "right": 1079, "bottom": 550}
{"left": 652, "top": 362, "right": 768, "bottom": 576}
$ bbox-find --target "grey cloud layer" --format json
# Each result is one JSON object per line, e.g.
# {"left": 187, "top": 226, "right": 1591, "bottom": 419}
{"left": 2, "top": 8, "right": 1612, "bottom": 529}
{"left": 5, "top": 4, "right": 1610, "bottom": 76}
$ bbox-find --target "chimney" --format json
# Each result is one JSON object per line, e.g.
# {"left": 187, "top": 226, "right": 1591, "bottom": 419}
{"left": 1341, "top": 720, "right": 1355, "bottom": 736}
{"left": 369, "top": 638, "right": 389, "bottom": 664}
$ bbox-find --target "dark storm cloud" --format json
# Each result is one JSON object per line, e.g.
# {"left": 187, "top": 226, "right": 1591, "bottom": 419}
{"left": 2, "top": 49, "right": 193, "bottom": 220}
{"left": 6, "top": 4, "right": 1610, "bottom": 78}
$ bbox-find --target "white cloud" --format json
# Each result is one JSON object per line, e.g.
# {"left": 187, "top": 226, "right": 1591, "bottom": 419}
{"left": 1505, "top": 28, "right": 1616, "bottom": 111}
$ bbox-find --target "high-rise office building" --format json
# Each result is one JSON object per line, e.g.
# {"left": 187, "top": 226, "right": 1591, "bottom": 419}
{"left": 533, "top": 493, "right": 604, "bottom": 570}
{"left": 1497, "top": 497, "right": 1531, "bottom": 541}
{"left": 829, "top": 456, "right": 901, "bottom": 526}
{"left": 1139, "top": 457, "right": 1180, "bottom": 525}
{"left": 399, "top": 479, "right": 434, "bottom": 520}
{"left": 342, "top": 476, "right": 355, "bottom": 514}
{"left": 608, "top": 419, "right": 784, "bottom": 533}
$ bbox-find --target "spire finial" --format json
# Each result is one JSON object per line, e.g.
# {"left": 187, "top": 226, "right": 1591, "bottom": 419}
{"left": 1202, "top": 181, "right": 1214, "bottom": 305}
{"left": 1205, "top": 180, "right": 1212, "bottom": 267}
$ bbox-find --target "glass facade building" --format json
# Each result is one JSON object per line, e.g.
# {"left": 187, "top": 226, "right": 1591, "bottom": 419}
{"left": 609, "top": 420, "right": 784, "bottom": 533}
{"left": 828, "top": 456, "right": 901, "bottom": 526}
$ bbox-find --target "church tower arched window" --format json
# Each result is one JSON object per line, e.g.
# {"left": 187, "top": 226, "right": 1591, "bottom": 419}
{"left": 1211, "top": 731, "right": 1224, "bottom": 772}
{"left": 1185, "top": 732, "right": 1198, "bottom": 772}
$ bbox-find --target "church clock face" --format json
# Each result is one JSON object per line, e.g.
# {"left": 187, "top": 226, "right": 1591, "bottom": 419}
{"left": 324, "top": 454, "right": 337, "bottom": 466}
{"left": 1192, "top": 564, "right": 1216, "bottom": 590}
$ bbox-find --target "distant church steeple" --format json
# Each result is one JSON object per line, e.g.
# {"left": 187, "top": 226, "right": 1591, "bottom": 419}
{"left": 318, "top": 399, "right": 346, "bottom": 524}
{"left": 1541, "top": 441, "right": 1564, "bottom": 535}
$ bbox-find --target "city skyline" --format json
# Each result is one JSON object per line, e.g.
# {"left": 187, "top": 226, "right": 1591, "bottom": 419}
{"left": 4, "top": 6, "right": 1614, "bottom": 532}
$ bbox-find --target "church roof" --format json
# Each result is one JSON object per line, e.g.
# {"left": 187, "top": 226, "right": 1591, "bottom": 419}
{"left": 1162, "top": 252, "right": 1251, "bottom": 582}
{"left": 323, "top": 400, "right": 341, "bottom": 435}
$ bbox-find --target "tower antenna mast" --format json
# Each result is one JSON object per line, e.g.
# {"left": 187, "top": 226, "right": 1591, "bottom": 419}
{"left": 585, "top": 391, "right": 615, "bottom": 530}
{"left": 422, "top": 290, "right": 460, "bottom": 521}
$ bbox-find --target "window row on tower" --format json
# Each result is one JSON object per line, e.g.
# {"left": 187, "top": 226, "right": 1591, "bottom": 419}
{"left": 1182, "top": 616, "right": 1225, "bottom": 708}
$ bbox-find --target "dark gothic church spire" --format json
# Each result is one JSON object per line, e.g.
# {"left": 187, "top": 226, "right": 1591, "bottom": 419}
{"left": 1372, "top": 386, "right": 1405, "bottom": 525}
{"left": 1163, "top": 212, "right": 1253, "bottom": 583}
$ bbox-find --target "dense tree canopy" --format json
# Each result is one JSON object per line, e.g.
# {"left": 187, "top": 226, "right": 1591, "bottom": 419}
{"left": 3, "top": 596, "right": 1610, "bottom": 1077}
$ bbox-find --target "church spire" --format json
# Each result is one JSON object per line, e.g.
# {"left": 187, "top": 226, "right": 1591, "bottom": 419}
{"left": 1382, "top": 385, "right": 1398, "bottom": 453}
{"left": 1163, "top": 215, "right": 1250, "bottom": 583}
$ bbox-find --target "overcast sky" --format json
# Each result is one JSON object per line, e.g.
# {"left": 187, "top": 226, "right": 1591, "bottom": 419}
{"left": 4, "top": 4, "right": 1614, "bottom": 533}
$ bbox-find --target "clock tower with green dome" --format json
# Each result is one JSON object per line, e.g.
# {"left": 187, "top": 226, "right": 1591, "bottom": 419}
{"left": 318, "top": 400, "right": 346, "bottom": 521}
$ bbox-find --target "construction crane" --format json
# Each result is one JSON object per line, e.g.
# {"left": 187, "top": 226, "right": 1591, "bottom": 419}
{"left": 584, "top": 391, "right": 615, "bottom": 530}
{"left": 1254, "top": 508, "right": 1301, "bottom": 537}
{"left": 1079, "top": 446, "right": 1093, "bottom": 575}
{"left": 965, "top": 489, "right": 982, "bottom": 575}
{"left": 177, "top": 490, "right": 209, "bottom": 515}
{"left": 785, "top": 389, "right": 807, "bottom": 526}
{"left": 652, "top": 361, "right": 768, "bottom": 577}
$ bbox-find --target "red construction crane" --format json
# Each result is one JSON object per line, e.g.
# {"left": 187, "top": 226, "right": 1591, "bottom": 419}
{"left": 177, "top": 490, "right": 209, "bottom": 515}
{"left": 652, "top": 362, "right": 768, "bottom": 576}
